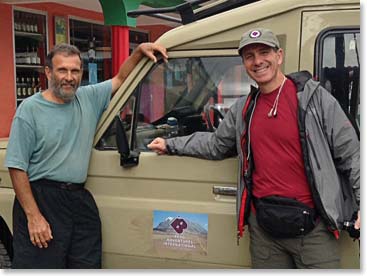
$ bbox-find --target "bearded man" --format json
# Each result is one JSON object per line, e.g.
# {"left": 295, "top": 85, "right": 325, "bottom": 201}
{"left": 5, "top": 42, "right": 167, "bottom": 268}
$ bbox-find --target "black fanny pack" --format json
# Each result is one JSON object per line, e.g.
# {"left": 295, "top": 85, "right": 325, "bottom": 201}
{"left": 254, "top": 196, "right": 317, "bottom": 239}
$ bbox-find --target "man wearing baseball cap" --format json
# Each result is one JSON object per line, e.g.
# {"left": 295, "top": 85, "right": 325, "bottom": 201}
{"left": 148, "top": 28, "right": 360, "bottom": 268}
{"left": 238, "top": 28, "right": 280, "bottom": 52}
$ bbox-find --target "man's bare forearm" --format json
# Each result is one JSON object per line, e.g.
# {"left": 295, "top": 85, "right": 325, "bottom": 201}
{"left": 8, "top": 168, "right": 41, "bottom": 218}
{"left": 9, "top": 168, "right": 52, "bottom": 248}
{"left": 111, "top": 42, "right": 168, "bottom": 93}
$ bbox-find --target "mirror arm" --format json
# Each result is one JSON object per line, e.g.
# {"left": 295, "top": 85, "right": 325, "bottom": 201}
{"left": 120, "top": 151, "right": 139, "bottom": 168}
{"left": 115, "top": 115, "right": 140, "bottom": 168}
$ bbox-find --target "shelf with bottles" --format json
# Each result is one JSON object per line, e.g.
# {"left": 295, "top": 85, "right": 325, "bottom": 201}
{"left": 16, "top": 70, "right": 45, "bottom": 104}
{"left": 14, "top": 31, "right": 43, "bottom": 39}
{"left": 14, "top": 9, "right": 47, "bottom": 105}
{"left": 14, "top": 10, "right": 44, "bottom": 35}
{"left": 16, "top": 64, "right": 44, "bottom": 69}
{"left": 80, "top": 44, "right": 112, "bottom": 74}
{"left": 69, "top": 19, "right": 113, "bottom": 85}
{"left": 14, "top": 35, "right": 45, "bottom": 66}
{"left": 15, "top": 46, "right": 43, "bottom": 66}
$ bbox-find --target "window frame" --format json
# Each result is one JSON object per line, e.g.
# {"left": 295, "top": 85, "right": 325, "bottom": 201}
{"left": 314, "top": 27, "right": 360, "bottom": 132}
{"left": 314, "top": 26, "right": 360, "bottom": 81}
{"left": 96, "top": 50, "right": 253, "bottom": 152}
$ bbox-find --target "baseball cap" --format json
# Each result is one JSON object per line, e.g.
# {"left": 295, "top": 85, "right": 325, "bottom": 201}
{"left": 238, "top": 28, "right": 280, "bottom": 55}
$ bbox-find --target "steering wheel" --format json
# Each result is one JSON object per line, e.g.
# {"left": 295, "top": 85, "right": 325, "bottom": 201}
{"left": 205, "top": 105, "right": 225, "bottom": 132}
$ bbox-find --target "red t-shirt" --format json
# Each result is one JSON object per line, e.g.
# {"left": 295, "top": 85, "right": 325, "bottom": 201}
{"left": 250, "top": 79, "right": 314, "bottom": 208}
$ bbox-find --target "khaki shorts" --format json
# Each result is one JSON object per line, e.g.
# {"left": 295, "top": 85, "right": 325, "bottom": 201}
{"left": 248, "top": 213, "right": 340, "bottom": 269}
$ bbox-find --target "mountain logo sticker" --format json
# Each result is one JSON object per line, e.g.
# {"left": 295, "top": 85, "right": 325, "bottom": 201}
{"left": 153, "top": 210, "right": 208, "bottom": 255}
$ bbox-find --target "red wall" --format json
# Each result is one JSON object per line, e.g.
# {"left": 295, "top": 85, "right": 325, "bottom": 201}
{"left": 139, "top": 24, "right": 173, "bottom": 42}
{"left": 0, "top": 3, "right": 16, "bottom": 138}
{"left": 0, "top": 3, "right": 104, "bottom": 138}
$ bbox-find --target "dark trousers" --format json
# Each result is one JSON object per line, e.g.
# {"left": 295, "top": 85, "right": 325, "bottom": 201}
{"left": 12, "top": 180, "right": 102, "bottom": 269}
{"left": 248, "top": 214, "right": 340, "bottom": 268}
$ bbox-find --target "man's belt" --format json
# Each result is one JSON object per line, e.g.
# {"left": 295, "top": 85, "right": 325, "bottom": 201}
{"left": 31, "top": 179, "right": 85, "bottom": 191}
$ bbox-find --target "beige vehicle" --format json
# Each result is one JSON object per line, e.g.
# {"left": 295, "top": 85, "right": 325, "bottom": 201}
{"left": 0, "top": 0, "right": 360, "bottom": 269}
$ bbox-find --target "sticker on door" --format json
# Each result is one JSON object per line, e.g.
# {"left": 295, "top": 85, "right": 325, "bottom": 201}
{"left": 153, "top": 210, "right": 208, "bottom": 255}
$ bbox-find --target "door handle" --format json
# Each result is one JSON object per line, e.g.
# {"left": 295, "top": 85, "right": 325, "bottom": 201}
{"left": 212, "top": 186, "right": 237, "bottom": 196}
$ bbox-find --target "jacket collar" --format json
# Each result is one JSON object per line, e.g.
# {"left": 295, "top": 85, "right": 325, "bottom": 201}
{"left": 286, "top": 70, "right": 313, "bottom": 92}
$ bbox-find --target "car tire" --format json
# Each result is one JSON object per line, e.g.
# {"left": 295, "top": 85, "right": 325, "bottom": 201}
{"left": 0, "top": 239, "right": 11, "bottom": 268}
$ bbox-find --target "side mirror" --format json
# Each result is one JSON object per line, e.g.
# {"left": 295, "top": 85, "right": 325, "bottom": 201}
{"left": 115, "top": 115, "right": 139, "bottom": 167}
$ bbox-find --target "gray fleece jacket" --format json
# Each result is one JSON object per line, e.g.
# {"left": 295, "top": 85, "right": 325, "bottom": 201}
{"left": 166, "top": 71, "right": 360, "bottom": 239}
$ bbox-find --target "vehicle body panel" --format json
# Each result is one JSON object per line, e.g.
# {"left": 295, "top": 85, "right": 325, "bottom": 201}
{"left": 0, "top": 0, "right": 360, "bottom": 268}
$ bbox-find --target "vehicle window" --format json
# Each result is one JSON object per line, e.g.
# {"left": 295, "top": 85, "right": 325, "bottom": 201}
{"left": 317, "top": 29, "right": 360, "bottom": 129}
{"left": 97, "top": 56, "right": 256, "bottom": 151}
